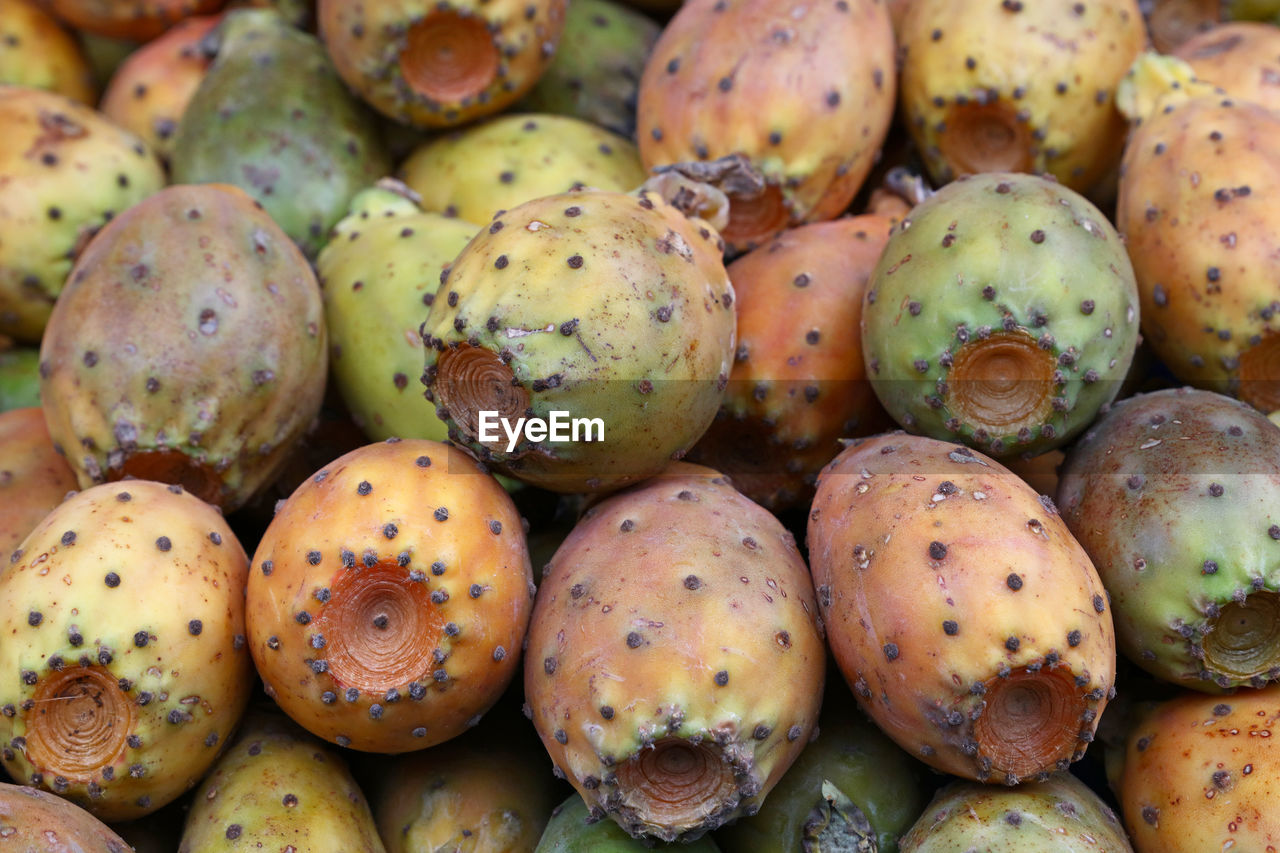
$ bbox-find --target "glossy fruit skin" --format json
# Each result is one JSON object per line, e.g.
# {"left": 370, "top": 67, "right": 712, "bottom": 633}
{"left": 0, "top": 480, "right": 254, "bottom": 822}
{"left": 246, "top": 439, "right": 534, "bottom": 754}
{"left": 636, "top": 0, "right": 896, "bottom": 253}
{"left": 38, "top": 182, "right": 327, "bottom": 513}
{"left": 1117, "top": 684, "right": 1280, "bottom": 852}
{"left": 0, "top": 86, "right": 165, "bottom": 345}
{"left": 808, "top": 432, "right": 1116, "bottom": 784}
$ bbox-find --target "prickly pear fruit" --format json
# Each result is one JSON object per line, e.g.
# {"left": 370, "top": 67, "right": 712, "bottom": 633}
{"left": 246, "top": 439, "right": 534, "bottom": 754}
{"left": 99, "top": 15, "right": 220, "bottom": 166}
{"left": 536, "top": 793, "right": 724, "bottom": 852}
{"left": 1115, "top": 54, "right": 1280, "bottom": 411}
{"left": 0, "top": 480, "right": 254, "bottom": 821}
{"left": 0, "top": 0, "right": 94, "bottom": 103}
{"left": 1117, "top": 684, "right": 1280, "bottom": 850}
{"left": 1057, "top": 388, "right": 1280, "bottom": 691}
{"left": 524, "top": 464, "right": 825, "bottom": 842}
{"left": 1174, "top": 22, "right": 1280, "bottom": 111}
{"left": 317, "top": 182, "right": 472, "bottom": 444}
{"left": 713, "top": 681, "right": 929, "bottom": 853}
{"left": 515, "top": 0, "right": 660, "bottom": 138}
{"left": 318, "top": 0, "right": 567, "bottom": 129}
{"left": 38, "top": 183, "right": 327, "bottom": 513}
{"left": 178, "top": 713, "right": 385, "bottom": 853}
{"left": 896, "top": 0, "right": 1144, "bottom": 196}
{"left": 170, "top": 8, "right": 390, "bottom": 258}
{"left": 365, "top": 710, "right": 559, "bottom": 852}
{"left": 1143, "top": 0, "right": 1221, "bottom": 53}
{"left": 0, "top": 408, "right": 76, "bottom": 556}
{"left": 899, "top": 772, "right": 1134, "bottom": 852}
{"left": 398, "top": 113, "right": 647, "bottom": 227}
{"left": 0, "top": 782, "right": 133, "bottom": 852}
{"left": 0, "top": 86, "right": 165, "bottom": 344}
{"left": 862, "top": 171, "right": 1140, "bottom": 458}
{"left": 44, "top": 0, "right": 224, "bottom": 40}
{"left": 808, "top": 433, "right": 1117, "bottom": 783}
{"left": 0, "top": 349, "right": 40, "bottom": 411}
{"left": 636, "top": 0, "right": 896, "bottom": 253}
{"left": 687, "top": 214, "right": 895, "bottom": 513}
{"left": 420, "top": 182, "right": 736, "bottom": 494}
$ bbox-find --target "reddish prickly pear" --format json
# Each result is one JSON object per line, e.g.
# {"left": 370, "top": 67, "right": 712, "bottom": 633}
{"left": 0, "top": 480, "right": 254, "bottom": 821}
{"left": 0, "top": 782, "right": 133, "bottom": 851}
{"left": 808, "top": 433, "right": 1117, "bottom": 784}
{"left": 0, "top": 408, "right": 77, "bottom": 557}
{"left": 1174, "top": 21, "right": 1280, "bottom": 112}
{"left": 43, "top": 0, "right": 225, "bottom": 40}
{"left": 246, "top": 439, "right": 534, "bottom": 754}
{"left": 524, "top": 464, "right": 825, "bottom": 842}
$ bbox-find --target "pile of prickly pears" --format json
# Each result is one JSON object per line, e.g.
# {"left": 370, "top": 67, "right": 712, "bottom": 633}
{"left": 8, "top": 0, "right": 1280, "bottom": 849}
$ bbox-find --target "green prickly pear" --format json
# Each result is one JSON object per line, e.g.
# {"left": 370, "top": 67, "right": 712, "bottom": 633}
{"left": 38, "top": 182, "right": 327, "bottom": 513}
{"left": 895, "top": 0, "right": 1145, "bottom": 197}
{"left": 536, "top": 794, "right": 723, "bottom": 852}
{"left": 0, "top": 480, "right": 254, "bottom": 821}
{"left": 420, "top": 176, "right": 736, "bottom": 494}
{"left": 0, "top": 349, "right": 40, "bottom": 411}
{"left": 170, "top": 8, "right": 390, "bottom": 257}
{"left": 524, "top": 464, "right": 825, "bottom": 842}
{"left": 1057, "top": 387, "right": 1280, "bottom": 691}
{"left": 0, "top": 782, "right": 133, "bottom": 852}
{"left": 899, "top": 772, "right": 1134, "bottom": 852}
{"left": 0, "top": 0, "right": 94, "bottom": 103}
{"left": 245, "top": 439, "right": 534, "bottom": 754}
{"left": 318, "top": 0, "right": 567, "bottom": 129}
{"left": 178, "top": 712, "right": 386, "bottom": 852}
{"left": 862, "top": 171, "right": 1140, "bottom": 458}
{"left": 808, "top": 433, "right": 1117, "bottom": 784}
{"left": 636, "top": 0, "right": 896, "bottom": 252}
{"left": 316, "top": 181, "right": 473, "bottom": 444}
{"left": 0, "top": 407, "right": 77, "bottom": 557}
{"left": 1116, "top": 684, "right": 1280, "bottom": 851}
{"left": 0, "top": 86, "right": 165, "bottom": 344}
{"left": 515, "top": 0, "right": 661, "bottom": 138}
{"left": 398, "top": 113, "right": 647, "bottom": 227}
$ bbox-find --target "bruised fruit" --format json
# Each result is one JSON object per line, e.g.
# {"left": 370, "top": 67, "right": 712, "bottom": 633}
{"left": 808, "top": 433, "right": 1117, "bottom": 783}
{"left": 0, "top": 0, "right": 94, "bottom": 103}
{"left": 898, "top": 772, "right": 1134, "bottom": 852}
{"left": 178, "top": 712, "right": 385, "bottom": 852}
{"left": 1058, "top": 387, "right": 1280, "bottom": 691}
{"left": 398, "top": 113, "right": 647, "bottom": 227}
{"left": 636, "top": 0, "right": 896, "bottom": 253}
{"left": 318, "top": 0, "right": 567, "bottom": 129}
{"left": 0, "top": 480, "right": 254, "bottom": 821}
{"left": 0, "top": 782, "right": 133, "bottom": 852}
{"left": 536, "top": 793, "right": 723, "bottom": 852}
{"left": 896, "top": 0, "right": 1145, "bottom": 196}
{"left": 524, "top": 464, "right": 825, "bottom": 842}
{"left": 38, "top": 182, "right": 327, "bottom": 513}
{"left": 0, "top": 86, "right": 165, "bottom": 344}
{"left": 420, "top": 180, "right": 736, "bottom": 494}
{"left": 862, "top": 171, "right": 1140, "bottom": 458}
{"left": 1117, "top": 684, "right": 1280, "bottom": 851}
{"left": 44, "top": 0, "right": 225, "bottom": 41}
{"left": 687, "top": 213, "right": 894, "bottom": 513}
{"left": 0, "top": 407, "right": 77, "bottom": 557}
{"left": 246, "top": 439, "right": 534, "bottom": 754}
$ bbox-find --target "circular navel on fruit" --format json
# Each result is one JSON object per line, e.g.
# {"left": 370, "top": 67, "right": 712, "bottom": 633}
{"left": 399, "top": 11, "right": 500, "bottom": 106}
{"left": 614, "top": 737, "right": 739, "bottom": 835}
{"left": 946, "top": 331, "right": 1056, "bottom": 434}
{"left": 973, "top": 667, "right": 1085, "bottom": 777}
{"left": 1202, "top": 591, "right": 1280, "bottom": 681}
{"left": 434, "top": 344, "right": 531, "bottom": 449}
{"left": 720, "top": 184, "right": 791, "bottom": 250}
{"left": 24, "top": 667, "right": 135, "bottom": 780}
{"left": 938, "top": 101, "right": 1034, "bottom": 177}
{"left": 1238, "top": 335, "right": 1280, "bottom": 412}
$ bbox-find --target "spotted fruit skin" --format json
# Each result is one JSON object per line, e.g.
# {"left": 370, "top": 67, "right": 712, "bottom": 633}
{"left": 0, "top": 407, "right": 77, "bottom": 557}
{"left": 1174, "top": 22, "right": 1280, "bottom": 112}
{"left": 636, "top": 0, "right": 895, "bottom": 253}
{"left": 687, "top": 214, "right": 895, "bottom": 513}
{"left": 899, "top": 772, "right": 1134, "bottom": 852}
{"left": 246, "top": 439, "right": 534, "bottom": 754}
{"left": 1117, "top": 685, "right": 1280, "bottom": 851}
{"left": 0, "top": 782, "right": 134, "bottom": 852}
{"left": 398, "top": 113, "right": 647, "bottom": 227}
{"left": 316, "top": 183, "right": 473, "bottom": 444}
{"left": 862, "top": 171, "right": 1140, "bottom": 458}
{"left": 524, "top": 464, "right": 825, "bottom": 842}
{"left": 0, "top": 86, "right": 165, "bottom": 345}
{"left": 0, "top": 480, "right": 253, "bottom": 821}
{"left": 0, "top": 0, "right": 94, "bottom": 103}
{"left": 318, "top": 0, "right": 567, "bottom": 129}
{"left": 1116, "top": 86, "right": 1280, "bottom": 411}
{"left": 38, "top": 182, "right": 327, "bottom": 513}
{"left": 808, "top": 432, "right": 1116, "bottom": 784}
{"left": 178, "top": 713, "right": 386, "bottom": 853}
{"left": 897, "top": 0, "right": 1144, "bottom": 196}
{"left": 421, "top": 187, "right": 735, "bottom": 494}
{"left": 99, "top": 15, "right": 220, "bottom": 165}
{"left": 1058, "top": 387, "right": 1280, "bottom": 692}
